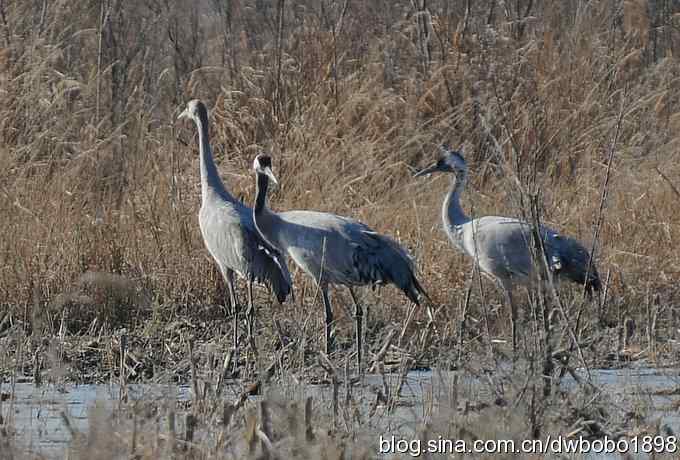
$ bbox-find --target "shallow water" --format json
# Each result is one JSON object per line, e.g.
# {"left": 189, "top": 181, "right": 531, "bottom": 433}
{"left": 2, "top": 382, "right": 192, "bottom": 456}
{"left": 2, "top": 367, "right": 679, "bottom": 459}
{"left": 568, "top": 367, "right": 680, "bottom": 460}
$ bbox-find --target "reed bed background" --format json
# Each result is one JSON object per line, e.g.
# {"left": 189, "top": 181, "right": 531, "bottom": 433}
{"left": 1, "top": 0, "right": 680, "bottom": 370}
{"left": 4, "top": 1, "right": 680, "bottom": 458}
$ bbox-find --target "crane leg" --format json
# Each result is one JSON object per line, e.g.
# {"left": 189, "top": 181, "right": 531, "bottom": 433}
{"left": 507, "top": 289, "right": 518, "bottom": 358}
{"left": 348, "top": 287, "right": 363, "bottom": 376}
{"left": 321, "top": 286, "right": 334, "bottom": 355}
{"left": 225, "top": 270, "right": 239, "bottom": 370}
{"left": 246, "top": 280, "right": 258, "bottom": 358}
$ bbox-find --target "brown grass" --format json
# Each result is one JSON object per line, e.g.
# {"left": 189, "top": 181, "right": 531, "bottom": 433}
{"left": 2, "top": 0, "right": 680, "bottom": 380}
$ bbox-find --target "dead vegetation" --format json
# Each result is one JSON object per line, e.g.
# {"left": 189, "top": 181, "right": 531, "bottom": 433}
{"left": 2, "top": 0, "right": 680, "bottom": 456}
{"left": 1, "top": 0, "right": 679, "bottom": 364}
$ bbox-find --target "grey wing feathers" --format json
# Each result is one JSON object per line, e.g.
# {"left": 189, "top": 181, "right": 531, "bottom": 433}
{"left": 351, "top": 229, "right": 429, "bottom": 305}
{"left": 472, "top": 217, "right": 600, "bottom": 294}
{"left": 472, "top": 218, "right": 534, "bottom": 280}
{"left": 201, "top": 209, "right": 292, "bottom": 303}
{"left": 272, "top": 210, "right": 427, "bottom": 303}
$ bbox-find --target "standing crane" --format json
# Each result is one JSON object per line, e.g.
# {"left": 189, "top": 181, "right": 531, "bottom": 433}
{"left": 178, "top": 100, "right": 291, "bottom": 365}
{"left": 251, "top": 154, "right": 429, "bottom": 372}
{"left": 414, "top": 145, "right": 600, "bottom": 353}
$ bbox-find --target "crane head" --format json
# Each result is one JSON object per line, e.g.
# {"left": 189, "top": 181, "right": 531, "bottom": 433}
{"left": 253, "top": 154, "right": 279, "bottom": 185}
{"left": 414, "top": 145, "right": 467, "bottom": 177}
{"left": 178, "top": 99, "right": 208, "bottom": 122}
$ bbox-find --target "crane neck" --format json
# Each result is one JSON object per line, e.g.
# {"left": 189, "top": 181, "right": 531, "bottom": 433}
{"left": 254, "top": 172, "right": 270, "bottom": 216}
{"left": 253, "top": 172, "right": 281, "bottom": 249}
{"left": 195, "top": 110, "right": 235, "bottom": 204}
{"left": 442, "top": 170, "right": 470, "bottom": 242}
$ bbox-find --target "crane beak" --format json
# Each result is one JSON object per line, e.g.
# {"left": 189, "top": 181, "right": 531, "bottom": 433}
{"left": 177, "top": 108, "right": 189, "bottom": 120}
{"left": 413, "top": 163, "right": 439, "bottom": 178}
{"left": 263, "top": 166, "right": 279, "bottom": 185}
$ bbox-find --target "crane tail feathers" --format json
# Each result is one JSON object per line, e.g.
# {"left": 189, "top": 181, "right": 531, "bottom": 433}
{"left": 254, "top": 248, "right": 292, "bottom": 303}
{"left": 550, "top": 235, "right": 601, "bottom": 298}
{"left": 266, "top": 267, "right": 292, "bottom": 303}
{"left": 561, "top": 261, "right": 601, "bottom": 298}
{"left": 360, "top": 232, "right": 430, "bottom": 305}
{"left": 405, "top": 272, "right": 430, "bottom": 306}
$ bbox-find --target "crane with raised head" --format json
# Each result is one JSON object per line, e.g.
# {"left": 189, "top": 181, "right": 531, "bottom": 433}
{"left": 414, "top": 145, "right": 600, "bottom": 353}
{"left": 178, "top": 100, "right": 291, "bottom": 366}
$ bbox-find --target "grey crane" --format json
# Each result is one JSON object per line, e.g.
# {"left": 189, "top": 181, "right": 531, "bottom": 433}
{"left": 251, "top": 154, "right": 429, "bottom": 372}
{"left": 414, "top": 145, "right": 600, "bottom": 353}
{"left": 178, "top": 100, "right": 292, "bottom": 361}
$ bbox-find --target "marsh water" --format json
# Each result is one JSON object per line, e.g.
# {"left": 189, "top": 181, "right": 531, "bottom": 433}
{"left": 2, "top": 367, "right": 680, "bottom": 459}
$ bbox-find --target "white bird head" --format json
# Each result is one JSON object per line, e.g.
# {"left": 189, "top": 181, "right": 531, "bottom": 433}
{"left": 414, "top": 144, "right": 467, "bottom": 177}
{"left": 178, "top": 99, "right": 207, "bottom": 122}
{"left": 253, "top": 154, "right": 279, "bottom": 185}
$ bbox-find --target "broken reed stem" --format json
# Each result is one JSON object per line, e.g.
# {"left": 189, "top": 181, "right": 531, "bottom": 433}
{"left": 188, "top": 339, "right": 200, "bottom": 402}
{"left": 559, "top": 89, "right": 626, "bottom": 382}
{"left": 32, "top": 349, "right": 41, "bottom": 387}
{"left": 398, "top": 303, "right": 417, "bottom": 347}
{"left": 582, "top": 90, "right": 625, "bottom": 304}
{"left": 60, "top": 411, "right": 77, "bottom": 438}
{"left": 119, "top": 333, "right": 127, "bottom": 403}
{"left": 184, "top": 413, "right": 195, "bottom": 452}
{"left": 167, "top": 409, "right": 176, "bottom": 455}
{"left": 304, "top": 396, "right": 314, "bottom": 442}
{"left": 318, "top": 352, "right": 339, "bottom": 424}
{"left": 258, "top": 401, "right": 273, "bottom": 460}
{"left": 656, "top": 166, "right": 680, "bottom": 200}
{"left": 215, "top": 348, "right": 234, "bottom": 399}
{"left": 222, "top": 401, "right": 235, "bottom": 427}
{"left": 131, "top": 413, "right": 137, "bottom": 456}
{"left": 273, "top": 0, "right": 286, "bottom": 119}
{"left": 343, "top": 358, "right": 352, "bottom": 428}
{"left": 528, "top": 195, "right": 556, "bottom": 400}
{"left": 222, "top": 350, "right": 282, "bottom": 428}
{"left": 368, "top": 328, "right": 396, "bottom": 374}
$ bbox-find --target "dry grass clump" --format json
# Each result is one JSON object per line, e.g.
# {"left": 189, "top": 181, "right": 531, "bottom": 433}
{"left": 41, "top": 271, "right": 151, "bottom": 335}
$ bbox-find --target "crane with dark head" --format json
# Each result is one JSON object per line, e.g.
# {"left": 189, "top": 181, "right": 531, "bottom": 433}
{"left": 251, "top": 153, "right": 429, "bottom": 373}
{"left": 415, "top": 145, "right": 600, "bottom": 353}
